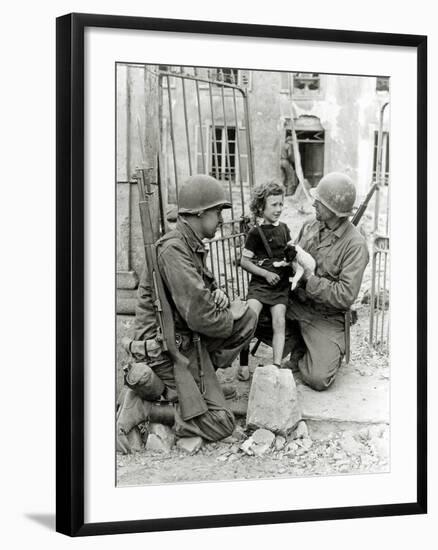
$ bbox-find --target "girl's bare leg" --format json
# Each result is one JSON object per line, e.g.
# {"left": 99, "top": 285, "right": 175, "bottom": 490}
{"left": 270, "top": 304, "right": 287, "bottom": 366}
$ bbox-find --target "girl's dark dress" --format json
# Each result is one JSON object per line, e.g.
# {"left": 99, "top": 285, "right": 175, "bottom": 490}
{"left": 244, "top": 222, "right": 292, "bottom": 306}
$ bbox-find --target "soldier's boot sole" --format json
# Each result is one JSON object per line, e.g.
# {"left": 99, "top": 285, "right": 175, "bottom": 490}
{"left": 117, "top": 389, "right": 152, "bottom": 436}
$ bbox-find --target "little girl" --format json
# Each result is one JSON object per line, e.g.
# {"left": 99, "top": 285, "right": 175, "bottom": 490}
{"left": 239, "top": 181, "right": 291, "bottom": 379}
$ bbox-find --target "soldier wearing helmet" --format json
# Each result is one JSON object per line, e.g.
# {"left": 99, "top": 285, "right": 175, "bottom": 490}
{"left": 117, "top": 175, "right": 257, "bottom": 450}
{"left": 285, "top": 172, "right": 369, "bottom": 391}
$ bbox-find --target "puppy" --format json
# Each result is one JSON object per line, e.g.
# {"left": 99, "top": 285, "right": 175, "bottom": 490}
{"left": 273, "top": 243, "right": 315, "bottom": 290}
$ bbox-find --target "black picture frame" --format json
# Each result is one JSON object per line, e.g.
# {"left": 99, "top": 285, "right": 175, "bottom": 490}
{"left": 56, "top": 12, "right": 427, "bottom": 537}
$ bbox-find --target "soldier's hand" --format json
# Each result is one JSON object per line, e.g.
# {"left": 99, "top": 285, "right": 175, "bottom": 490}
{"left": 264, "top": 271, "right": 281, "bottom": 286}
{"left": 212, "top": 288, "right": 229, "bottom": 311}
{"left": 229, "top": 299, "right": 249, "bottom": 321}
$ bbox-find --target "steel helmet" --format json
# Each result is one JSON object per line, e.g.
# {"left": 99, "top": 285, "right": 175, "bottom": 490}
{"left": 178, "top": 175, "right": 232, "bottom": 214}
{"left": 313, "top": 172, "right": 356, "bottom": 217}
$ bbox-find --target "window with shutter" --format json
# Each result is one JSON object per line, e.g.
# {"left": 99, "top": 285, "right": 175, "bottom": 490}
{"left": 376, "top": 77, "right": 390, "bottom": 92}
{"left": 292, "top": 73, "right": 321, "bottom": 97}
{"left": 197, "top": 125, "right": 248, "bottom": 184}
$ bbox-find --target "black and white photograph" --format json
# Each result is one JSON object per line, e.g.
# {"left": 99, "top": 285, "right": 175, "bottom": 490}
{"left": 0, "top": 0, "right": 433, "bottom": 545}
{"left": 115, "top": 64, "right": 391, "bottom": 486}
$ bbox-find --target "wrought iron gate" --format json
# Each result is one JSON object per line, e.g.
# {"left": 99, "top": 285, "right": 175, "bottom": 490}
{"left": 158, "top": 66, "right": 255, "bottom": 300}
{"left": 369, "top": 101, "right": 390, "bottom": 351}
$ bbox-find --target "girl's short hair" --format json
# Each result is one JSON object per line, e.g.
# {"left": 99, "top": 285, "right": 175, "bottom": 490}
{"left": 249, "top": 181, "right": 286, "bottom": 218}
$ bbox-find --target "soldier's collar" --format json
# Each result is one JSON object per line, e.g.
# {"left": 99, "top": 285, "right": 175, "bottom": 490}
{"left": 332, "top": 218, "right": 350, "bottom": 237}
{"left": 320, "top": 218, "right": 349, "bottom": 238}
{"left": 177, "top": 218, "right": 206, "bottom": 253}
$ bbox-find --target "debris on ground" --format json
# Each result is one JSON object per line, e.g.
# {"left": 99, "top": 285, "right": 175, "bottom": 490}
{"left": 116, "top": 196, "right": 390, "bottom": 486}
{"left": 293, "top": 420, "right": 309, "bottom": 440}
{"left": 240, "top": 428, "right": 275, "bottom": 456}
{"left": 340, "top": 433, "right": 363, "bottom": 456}
{"left": 176, "top": 436, "right": 203, "bottom": 455}
{"left": 274, "top": 435, "right": 286, "bottom": 450}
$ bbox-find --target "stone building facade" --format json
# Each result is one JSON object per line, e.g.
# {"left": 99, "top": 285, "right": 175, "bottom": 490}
{"left": 116, "top": 65, "right": 389, "bottom": 314}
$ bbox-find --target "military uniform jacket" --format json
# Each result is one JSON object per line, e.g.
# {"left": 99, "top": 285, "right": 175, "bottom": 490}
{"left": 133, "top": 219, "right": 234, "bottom": 419}
{"left": 295, "top": 218, "right": 369, "bottom": 315}
{"left": 134, "top": 219, "right": 234, "bottom": 341}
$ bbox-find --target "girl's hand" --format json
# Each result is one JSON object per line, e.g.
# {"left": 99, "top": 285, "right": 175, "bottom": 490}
{"left": 264, "top": 271, "right": 280, "bottom": 286}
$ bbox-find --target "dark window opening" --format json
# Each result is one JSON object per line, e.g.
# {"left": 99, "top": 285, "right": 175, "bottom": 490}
{"left": 285, "top": 129, "right": 325, "bottom": 187}
{"left": 293, "top": 73, "right": 320, "bottom": 93}
{"left": 211, "top": 127, "right": 237, "bottom": 182}
{"left": 211, "top": 68, "right": 238, "bottom": 85}
{"left": 376, "top": 77, "right": 390, "bottom": 92}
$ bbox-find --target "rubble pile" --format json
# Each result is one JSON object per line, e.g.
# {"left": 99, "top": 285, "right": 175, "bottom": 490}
{"left": 117, "top": 419, "right": 390, "bottom": 485}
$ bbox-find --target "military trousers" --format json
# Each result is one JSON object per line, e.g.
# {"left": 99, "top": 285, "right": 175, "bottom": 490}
{"left": 135, "top": 308, "right": 257, "bottom": 441}
{"left": 286, "top": 299, "right": 346, "bottom": 391}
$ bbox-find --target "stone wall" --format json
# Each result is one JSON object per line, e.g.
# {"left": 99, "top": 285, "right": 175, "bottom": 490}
{"left": 116, "top": 66, "right": 389, "bottom": 312}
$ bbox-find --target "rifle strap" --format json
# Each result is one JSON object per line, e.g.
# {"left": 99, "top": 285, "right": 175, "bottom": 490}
{"left": 256, "top": 225, "right": 273, "bottom": 258}
{"left": 256, "top": 223, "right": 289, "bottom": 258}
{"left": 192, "top": 333, "right": 205, "bottom": 395}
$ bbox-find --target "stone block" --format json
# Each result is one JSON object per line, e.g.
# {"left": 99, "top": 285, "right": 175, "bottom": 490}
{"left": 292, "top": 420, "right": 309, "bottom": 440}
{"left": 239, "top": 429, "right": 275, "bottom": 456}
{"left": 246, "top": 365, "right": 301, "bottom": 434}
{"left": 252, "top": 428, "right": 275, "bottom": 446}
{"left": 176, "top": 436, "right": 203, "bottom": 455}
{"left": 146, "top": 423, "right": 175, "bottom": 453}
{"left": 146, "top": 434, "right": 165, "bottom": 453}
{"left": 274, "top": 435, "right": 286, "bottom": 450}
{"left": 240, "top": 439, "right": 254, "bottom": 455}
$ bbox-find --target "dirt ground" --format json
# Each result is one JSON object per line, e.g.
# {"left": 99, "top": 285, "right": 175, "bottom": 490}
{"left": 117, "top": 193, "right": 390, "bottom": 487}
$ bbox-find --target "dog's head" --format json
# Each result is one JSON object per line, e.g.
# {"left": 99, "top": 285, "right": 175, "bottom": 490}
{"left": 283, "top": 243, "right": 297, "bottom": 263}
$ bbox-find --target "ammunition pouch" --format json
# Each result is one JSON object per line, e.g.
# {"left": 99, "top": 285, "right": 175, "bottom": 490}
{"left": 123, "top": 337, "right": 163, "bottom": 362}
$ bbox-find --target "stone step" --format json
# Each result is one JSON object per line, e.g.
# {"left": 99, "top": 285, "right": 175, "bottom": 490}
{"left": 229, "top": 367, "right": 389, "bottom": 426}
{"left": 297, "top": 369, "right": 389, "bottom": 424}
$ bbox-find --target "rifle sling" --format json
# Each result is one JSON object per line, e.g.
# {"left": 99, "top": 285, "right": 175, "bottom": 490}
{"left": 256, "top": 224, "right": 273, "bottom": 258}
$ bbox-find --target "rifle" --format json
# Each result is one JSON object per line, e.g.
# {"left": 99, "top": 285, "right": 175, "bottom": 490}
{"left": 343, "top": 181, "right": 378, "bottom": 363}
{"left": 135, "top": 168, "right": 208, "bottom": 421}
{"left": 351, "top": 182, "right": 378, "bottom": 227}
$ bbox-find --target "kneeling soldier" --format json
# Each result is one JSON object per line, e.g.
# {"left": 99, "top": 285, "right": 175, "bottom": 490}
{"left": 117, "top": 175, "right": 257, "bottom": 452}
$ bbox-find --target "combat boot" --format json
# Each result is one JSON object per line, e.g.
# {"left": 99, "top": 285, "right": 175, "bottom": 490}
{"left": 117, "top": 389, "right": 152, "bottom": 435}
{"left": 117, "top": 389, "right": 176, "bottom": 454}
{"left": 117, "top": 389, "right": 176, "bottom": 433}
{"left": 149, "top": 403, "right": 175, "bottom": 426}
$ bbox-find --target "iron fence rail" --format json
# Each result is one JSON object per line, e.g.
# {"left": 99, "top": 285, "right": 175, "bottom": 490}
{"left": 369, "top": 101, "right": 390, "bottom": 350}
{"left": 158, "top": 66, "right": 254, "bottom": 300}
